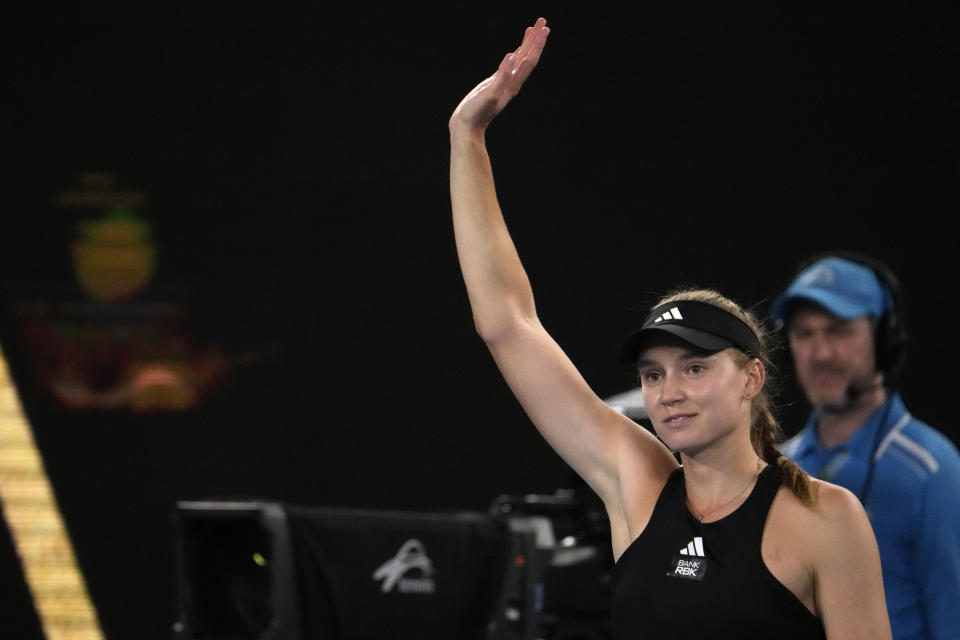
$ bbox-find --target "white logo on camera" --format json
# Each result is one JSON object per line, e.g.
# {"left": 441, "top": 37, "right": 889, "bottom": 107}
{"left": 372, "top": 539, "right": 436, "bottom": 594}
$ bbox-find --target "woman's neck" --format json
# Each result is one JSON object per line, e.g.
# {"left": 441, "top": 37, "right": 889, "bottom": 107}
{"left": 679, "top": 439, "right": 765, "bottom": 520}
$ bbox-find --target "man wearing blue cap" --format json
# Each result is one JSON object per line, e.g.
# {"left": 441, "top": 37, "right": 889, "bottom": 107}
{"left": 770, "top": 253, "right": 960, "bottom": 640}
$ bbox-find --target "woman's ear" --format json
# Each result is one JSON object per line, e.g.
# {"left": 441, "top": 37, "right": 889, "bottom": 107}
{"left": 744, "top": 358, "right": 765, "bottom": 399}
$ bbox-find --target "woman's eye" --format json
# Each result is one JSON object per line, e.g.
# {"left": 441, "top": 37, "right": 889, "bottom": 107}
{"left": 688, "top": 364, "right": 704, "bottom": 375}
{"left": 641, "top": 371, "right": 661, "bottom": 383}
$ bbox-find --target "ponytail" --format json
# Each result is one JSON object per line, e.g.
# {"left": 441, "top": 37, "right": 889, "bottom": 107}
{"left": 751, "top": 395, "right": 815, "bottom": 507}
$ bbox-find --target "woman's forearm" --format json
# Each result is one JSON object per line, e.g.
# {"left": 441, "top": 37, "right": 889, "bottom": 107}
{"left": 449, "top": 125, "right": 537, "bottom": 342}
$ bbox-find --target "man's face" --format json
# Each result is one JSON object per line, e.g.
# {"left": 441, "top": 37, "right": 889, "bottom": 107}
{"left": 787, "top": 306, "right": 878, "bottom": 411}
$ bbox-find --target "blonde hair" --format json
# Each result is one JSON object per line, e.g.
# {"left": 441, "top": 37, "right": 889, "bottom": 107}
{"left": 652, "top": 288, "right": 815, "bottom": 507}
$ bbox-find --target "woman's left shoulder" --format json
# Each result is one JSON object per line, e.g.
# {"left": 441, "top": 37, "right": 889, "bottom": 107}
{"left": 794, "top": 478, "right": 876, "bottom": 552}
{"left": 809, "top": 479, "right": 869, "bottom": 525}
{"left": 768, "top": 477, "right": 872, "bottom": 548}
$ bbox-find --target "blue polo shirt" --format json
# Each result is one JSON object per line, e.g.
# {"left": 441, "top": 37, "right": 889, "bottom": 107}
{"left": 781, "top": 394, "right": 960, "bottom": 640}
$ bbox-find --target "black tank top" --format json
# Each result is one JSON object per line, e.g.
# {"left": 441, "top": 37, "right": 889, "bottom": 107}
{"left": 612, "top": 465, "right": 826, "bottom": 639}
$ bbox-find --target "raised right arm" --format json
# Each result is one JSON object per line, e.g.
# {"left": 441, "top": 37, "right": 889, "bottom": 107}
{"left": 448, "top": 19, "right": 676, "bottom": 518}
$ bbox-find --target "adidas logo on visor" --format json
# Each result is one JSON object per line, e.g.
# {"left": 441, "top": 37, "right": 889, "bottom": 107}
{"left": 654, "top": 307, "right": 683, "bottom": 323}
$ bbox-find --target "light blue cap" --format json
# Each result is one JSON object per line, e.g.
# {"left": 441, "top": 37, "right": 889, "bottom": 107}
{"left": 770, "top": 256, "right": 889, "bottom": 322}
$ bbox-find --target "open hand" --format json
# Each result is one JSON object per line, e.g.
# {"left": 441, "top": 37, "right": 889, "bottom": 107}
{"left": 449, "top": 17, "right": 550, "bottom": 133}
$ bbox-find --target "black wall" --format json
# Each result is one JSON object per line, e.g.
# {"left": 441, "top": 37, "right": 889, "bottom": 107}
{"left": 4, "top": 4, "right": 958, "bottom": 638}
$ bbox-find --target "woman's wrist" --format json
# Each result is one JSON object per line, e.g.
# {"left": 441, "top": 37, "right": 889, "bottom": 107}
{"left": 449, "top": 120, "right": 487, "bottom": 148}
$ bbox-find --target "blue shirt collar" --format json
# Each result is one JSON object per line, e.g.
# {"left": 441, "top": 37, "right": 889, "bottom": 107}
{"left": 793, "top": 393, "right": 908, "bottom": 459}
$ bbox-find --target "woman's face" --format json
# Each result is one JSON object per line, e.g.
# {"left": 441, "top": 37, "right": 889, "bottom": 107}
{"left": 637, "top": 344, "right": 754, "bottom": 456}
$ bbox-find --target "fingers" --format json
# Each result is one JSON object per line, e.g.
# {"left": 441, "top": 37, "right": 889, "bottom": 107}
{"left": 518, "top": 18, "right": 548, "bottom": 58}
{"left": 511, "top": 18, "right": 549, "bottom": 78}
{"left": 493, "top": 17, "right": 550, "bottom": 81}
{"left": 499, "top": 22, "right": 546, "bottom": 90}
{"left": 513, "top": 18, "right": 548, "bottom": 65}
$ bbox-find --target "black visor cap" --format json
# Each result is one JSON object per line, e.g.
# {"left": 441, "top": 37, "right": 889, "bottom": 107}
{"left": 618, "top": 300, "right": 760, "bottom": 366}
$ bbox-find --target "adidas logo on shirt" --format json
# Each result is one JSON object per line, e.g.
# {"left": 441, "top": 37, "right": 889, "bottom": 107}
{"left": 679, "top": 536, "right": 705, "bottom": 557}
{"left": 668, "top": 536, "right": 708, "bottom": 580}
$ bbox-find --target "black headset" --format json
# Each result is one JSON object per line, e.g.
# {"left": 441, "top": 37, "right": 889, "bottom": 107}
{"left": 780, "top": 249, "right": 909, "bottom": 390}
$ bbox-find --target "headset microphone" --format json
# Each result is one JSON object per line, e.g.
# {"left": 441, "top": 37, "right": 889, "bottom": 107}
{"left": 815, "top": 377, "right": 884, "bottom": 415}
{"left": 845, "top": 383, "right": 863, "bottom": 404}
{"left": 844, "top": 378, "right": 883, "bottom": 405}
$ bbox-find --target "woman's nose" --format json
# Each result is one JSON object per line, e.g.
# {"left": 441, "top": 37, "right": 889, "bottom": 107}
{"left": 659, "top": 374, "right": 684, "bottom": 406}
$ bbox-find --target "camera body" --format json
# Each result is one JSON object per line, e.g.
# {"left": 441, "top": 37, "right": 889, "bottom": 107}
{"left": 172, "top": 490, "right": 612, "bottom": 640}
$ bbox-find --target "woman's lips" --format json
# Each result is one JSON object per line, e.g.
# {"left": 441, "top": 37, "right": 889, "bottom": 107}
{"left": 663, "top": 413, "right": 696, "bottom": 427}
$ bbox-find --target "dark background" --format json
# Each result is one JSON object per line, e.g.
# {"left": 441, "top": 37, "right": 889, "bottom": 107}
{"left": 3, "top": 4, "right": 958, "bottom": 638}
